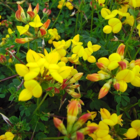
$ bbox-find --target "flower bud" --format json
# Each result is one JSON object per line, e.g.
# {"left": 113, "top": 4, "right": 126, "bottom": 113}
{"left": 15, "top": 37, "right": 34, "bottom": 44}
{"left": 98, "top": 81, "right": 112, "bottom": 99}
{"left": 117, "top": 43, "right": 125, "bottom": 58}
{"left": 53, "top": 117, "right": 67, "bottom": 135}
{"left": 73, "top": 113, "right": 92, "bottom": 131}
{"left": 67, "top": 100, "right": 81, "bottom": 133}
{"left": 118, "top": 61, "right": 127, "bottom": 70}
{"left": 86, "top": 73, "right": 100, "bottom": 82}
{"left": 78, "top": 125, "right": 98, "bottom": 135}
{"left": 69, "top": 73, "right": 83, "bottom": 84}
{"left": 66, "top": 89, "right": 81, "bottom": 98}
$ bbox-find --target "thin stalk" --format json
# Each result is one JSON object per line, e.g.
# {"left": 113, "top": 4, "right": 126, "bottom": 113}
{"left": 51, "top": 3, "right": 64, "bottom": 28}
{"left": 75, "top": 12, "right": 79, "bottom": 34}
{"left": 0, "top": 74, "right": 18, "bottom": 82}
{"left": 90, "top": 0, "right": 94, "bottom": 32}
{"left": 133, "top": 46, "right": 140, "bottom": 59}
{"left": 33, "top": 92, "right": 49, "bottom": 114}
{"left": 42, "top": 136, "right": 65, "bottom": 140}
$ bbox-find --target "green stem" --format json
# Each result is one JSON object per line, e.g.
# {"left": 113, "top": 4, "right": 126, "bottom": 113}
{"left": 51, "top": 2, "right": 64, "bottom": 28}
{"left": 90, "top": 0, "right": 94, "bottom": 32}
{"left": 33, "top": 92, "right": 49, "bottom": 114}
{"left": 42, "top": 136, "right": 65, "bottom": 140}
{"left": 133, "top": 46, "right": 140, "bottom": 59}
{"left": 75, "top": 11, "right": 79, "bottom": 34}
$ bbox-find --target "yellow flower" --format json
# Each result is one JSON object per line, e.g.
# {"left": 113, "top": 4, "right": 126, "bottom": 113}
{"left": 29, "top": 14, "right": 43, "bottom": 28}
{"left": 8, "top": 28, "right": 15, "bottom": 34}
{"left": 100, "top": 108, "right": 120, "bottom": 126}
{"left": 19, "top": 80, "right": 42, "bottom": 101}
{"left": 108, "top": 18, "right": 122, "bottom": 33}
{"left": 65, "top": 2, "right": 73, "bottom": 10}
{"left": 17, "top": 24, "right": 29, "bottom": 35}
{"left": 0, "top": 132, "right": 14, "bottom": 140}
{"left": 124, "top": 120, "right": 140, "bottom": 139}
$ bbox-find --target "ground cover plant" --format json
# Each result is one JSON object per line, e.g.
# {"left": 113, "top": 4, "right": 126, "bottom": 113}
{"left": 0, "top": 0, "right": 140, "bottom": 139}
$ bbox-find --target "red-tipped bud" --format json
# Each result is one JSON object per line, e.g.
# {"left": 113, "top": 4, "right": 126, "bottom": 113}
{"left": 33, "top": 3, "right": 39, "bottom": 15}
{"left": 0, "top": 55, "right": 6, "bottom": 63}
{"left": 67, "top": 100, "right": 82, "bottom": 133}
{"left": 73, "top": 113, "right": 92, "bottom": 131}
{"left": 98, "top": 81, "right": 111, "bottom": 99}
{"left": 53, "top": 117, "right": 67, "bottom": 135}
{"left": 78, "top": 125, "right": 98, "bottom": 135}
{"left": 118, "top": 61, "right": 127, "bottom": 70}
{"left": 135, "top": 59, "right": 140, "bottom": 66}
{"left": 96, "top": 62, "right": 106, "bottom": 70}
{"left": 15, "top": 38, "right": 34, "bottom": 44}
{"left": 117, "top": 43, "right": 125, "bottom": 58}
{"left": 113, "top": 81, "right": 120, "bottom": 91}
{"left": 76, "top": 132, "right": 85, "bottom": 140}
{"left": 66, "top": 89, "right": 81, "bottom": 98}
{"left": 69, "top": 73, "right": 83, "bottom": 84}
{"left": 15, "top": 4, "right": 26, "bottom": 22}
{"left": 86, "top": 73, "right": 100, "bottom": 82}
{"left": 67, "top": 84, "right": 80, "bottom": 89}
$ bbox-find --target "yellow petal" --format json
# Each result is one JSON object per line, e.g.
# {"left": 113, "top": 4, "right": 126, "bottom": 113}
{"left": 5, "top": 132, "right": 14, "bottom": 140}
{"left": 124, "top": 128, "right": 137, "bottom": 139}
{"left": 15, "top": 64, "right": 29, "bottom": 77}
{"left": 87, "top": 56, "right": 96, "bottom": 63}
{"left": 100, "top": 108, "right": 110, "bottom": 119}
{"left": 19, "top": 89, "right": 32, "bottom": 101}
{"left": 118, "top": 80, "right": 127, "bottom": 92}
{"left": 92, "top": 45, "right": 101, "bottom": 52}
{"left": 98, "top": 57, "right": 109, "bottom": 67}
{"left": 103, "top": 25, "right": 112, "bottom": 34}
{"left": 24, "top": 67, "right": 40, "bottom": 80}
{"left": 24, "top": 80, "right": 42, "bottom": 98}
{"left": 26, "top": 49, "right": 41, "bottom": 62}
{"left": 116, "top": 69, "right": 135, "bottom": 82}
{"left": 131, "top": 120, "right": 140, "bottom": 130}
{"left": 108, "top": 18, "right": 122, "bottom": 33}
{"left": 29, "top": 14, "right": 43, "bottom": 28}
{"left": 17, "top": 24, "right": 29, "bottom": 35}
{"left": 108, "top": 61, "right": 119, "bottom": 70}
{"left": 109, "top": 53, "right": 121, "bottom": 62}
{"left": 101, "top": 8, "right": 111, "bottom": 19}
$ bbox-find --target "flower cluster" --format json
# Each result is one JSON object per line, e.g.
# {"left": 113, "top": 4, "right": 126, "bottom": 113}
{"left": 15, "top": 49, "right": 83, "bottom": 101}
{"left": 53, "top": 99, "right": 98, "bottom": 139}
{"left": 15, "top": 4, "right": 60, "bottom": 44}
{"left": 57, "top": 0, "right": 74, "bottom": 10}
{"left": 87, "top": 43, "right": 140, "bottom": 98}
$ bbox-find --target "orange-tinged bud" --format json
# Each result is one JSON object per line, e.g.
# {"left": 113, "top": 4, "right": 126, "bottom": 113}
{"left": 15, "top": 37, "right": 34, "bottom": 44}
{"left": 67, "top": 84, "right": 80, "bottom": 89}
{"left": 67, "top": 100, "right": 81, "bottom": 133}
{"left": 53, "top": 117, "right": 67, "bottom": 135}
{"left": 86, "top": 73, "right": 100, "bottom": 82}
{"left": 76, "top": 132, "right": 85, "bottom": 140}
{"left": 135, "top": 59, "right": 140, "bottom": 66}
{"left": 33, "top": 3, "right": 39, "bottom": 15}
{"left": 96, "top": 62, "right": 106, "bottom": 69}
{"left": 15, "top": 5, "right": 26, "bottom": 22}
{"left": 98, "top": 82, "right": 111, "bottom": 99}
{"left": 69, "top": 73, "right": 83, "bottom": 84}
{"left": 118, "top": 61, "right": 127, "bottom": 70}
{"left": 73, "top": 113, "right": 92, "bottom": 131}
{"left": 113, "top": 81, "right": 120, "bottom": 91}
{"left": 117, "top": 43, "right": 125, "bottom": 57}
{"left": 78, "top": 125, "right": 98, "bottom": 135}
{"left": 66, "top": 89, "right": 81, "bottom": 98}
